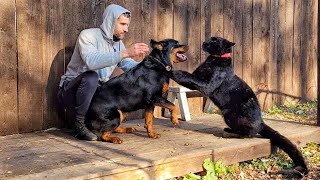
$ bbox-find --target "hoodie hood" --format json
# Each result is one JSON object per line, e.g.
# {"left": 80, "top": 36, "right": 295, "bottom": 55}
{"left": 100, "top": 4, "right": 130, "bottom": 43}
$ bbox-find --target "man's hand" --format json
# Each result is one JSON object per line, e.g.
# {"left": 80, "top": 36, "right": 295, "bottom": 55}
{"left": 121, "top": 43, "right": 149, "bottom": 59}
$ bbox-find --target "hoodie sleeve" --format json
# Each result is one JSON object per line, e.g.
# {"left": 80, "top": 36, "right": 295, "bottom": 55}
{"left": 78, "top": 30, "right": 122, "bottom": 70}
{"left": 118, "top": 58, "right": 140, "bottom": 72}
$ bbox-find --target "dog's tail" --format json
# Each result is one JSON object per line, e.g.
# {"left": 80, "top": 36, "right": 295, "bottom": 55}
{"left": 259, "top": 123, "right": 308, "bottom": 177}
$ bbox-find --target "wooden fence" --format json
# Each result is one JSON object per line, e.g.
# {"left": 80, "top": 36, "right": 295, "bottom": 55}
{"left": 0, "top": 0, "right": 318, "bottom": 135}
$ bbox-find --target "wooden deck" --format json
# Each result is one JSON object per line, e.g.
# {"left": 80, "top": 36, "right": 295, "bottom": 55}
{"left": 1, "top": 114, "right": 320, "bottom": 180}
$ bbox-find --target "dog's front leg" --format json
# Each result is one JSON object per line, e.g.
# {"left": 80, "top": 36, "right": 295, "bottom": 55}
{"left": 171, "top": 70, "right": 208, "bottom": 92}
{"left": 101, "top": 132, "right": 123, "bottom": 144}
{"left": 144, "top": 106, "right": 160, "bottom": 139}
{"left": 155, "top": 98, "right": 179, "bottom": 126}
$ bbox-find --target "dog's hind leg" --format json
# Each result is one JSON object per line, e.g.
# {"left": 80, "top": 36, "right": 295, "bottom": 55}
{"left": 155, "top": 98, "right": 179, "bottom": 126}
{"left": 222, "top": 128, "right": 249, "bottom": 138}
{"left": 114, "top": 110, "right": 136, "bottom": 133}
{"left": 144, "top": 106, "right": 161, "bottom": 139}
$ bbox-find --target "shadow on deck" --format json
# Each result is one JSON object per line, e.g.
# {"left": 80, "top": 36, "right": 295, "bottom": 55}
{"left": 1, "top": 114, "right": 319, "bottom": 179}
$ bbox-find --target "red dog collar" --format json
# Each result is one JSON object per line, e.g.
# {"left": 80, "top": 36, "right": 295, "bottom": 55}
{"left": 212, "top": 53, "right": 231, "bottom": 59}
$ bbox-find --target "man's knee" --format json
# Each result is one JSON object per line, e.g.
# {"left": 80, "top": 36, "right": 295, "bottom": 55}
{"left": 82, "top": 71, "right": 99, "bottom": 88}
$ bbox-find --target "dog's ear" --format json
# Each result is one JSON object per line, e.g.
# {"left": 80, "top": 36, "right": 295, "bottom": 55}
{"left": 150, "top": 39, "right": 164, "bottom": 50}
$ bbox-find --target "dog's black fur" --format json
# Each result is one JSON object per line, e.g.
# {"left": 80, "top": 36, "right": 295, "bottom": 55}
{"left": 170, "top": 37, "right": 308, "bottom": 177}
{"left": 86, "top": 39, "right": 188, "bottom": 143}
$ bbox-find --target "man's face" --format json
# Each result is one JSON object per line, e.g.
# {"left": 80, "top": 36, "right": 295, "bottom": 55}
{"left": 113, "top": 14, "right": 130, "bottom": 40}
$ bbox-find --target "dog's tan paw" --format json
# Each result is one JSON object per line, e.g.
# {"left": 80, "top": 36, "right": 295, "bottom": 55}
{"left": 149, "top": 133, "right": 161, "bottom": 139}
{"left": 125, "top": 127, "right": 136, "bottom": 133}
{"left": 110, "top": 137, "right": 123, "bottom": 144}
{"left": 171, "top": 117, "right": 179, "bottom": 126}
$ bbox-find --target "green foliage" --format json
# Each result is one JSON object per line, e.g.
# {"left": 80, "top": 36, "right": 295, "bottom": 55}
{"left": 301, "top": 142, "right": 320, "bottom": 164}
{"left": 183, "top": 173, "right": 201, "bottom": 180}
{"left": 264, "top": 100, "right": 317, "bottom": 123}
{"left": 266, "top": 100, "right": 317, "bottom": 115}
{"left": 251, "top": 158, "right": 270, "bottom": 171}
{"left": 183, "top": 158, "right": 235, "bottom": 180}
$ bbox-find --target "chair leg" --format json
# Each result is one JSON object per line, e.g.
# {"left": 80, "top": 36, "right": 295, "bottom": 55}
{"left": 177, "top": 92, "right": 191, "bottom": 121}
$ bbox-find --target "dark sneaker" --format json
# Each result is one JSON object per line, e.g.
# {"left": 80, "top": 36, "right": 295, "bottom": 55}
{"left": 74, "top": 125, "right": 98, "bottom": 141}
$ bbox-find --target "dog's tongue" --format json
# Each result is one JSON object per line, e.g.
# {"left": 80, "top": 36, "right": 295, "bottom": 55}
{"left": 176, "top": 53, "right": 188, "bottom": 61}
{"left": 221, "top": 53, "right": 231, "bottom": 58}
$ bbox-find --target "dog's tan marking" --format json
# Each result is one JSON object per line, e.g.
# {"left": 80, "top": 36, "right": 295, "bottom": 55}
{"left": 101, "top": 132, "right": 123, "bottom": 144}
{"left": 165, "top": 104, "right": 179, "bottom": 126}
{"left": 170, "top": 46, "right": 189, "bottom": 63}
{"left": 117, "top": 110, "right": 128, "bottom": 123}
{"left": 144, "top": 108, "right": 160, "bottom": 139}
{"left": 114, "top": 126, "right": 136, "bottom": 133}
{"left": 162, "top": 82, "right": 169, "bottom": 94}
{"left": 156, "top": 103, "right": 179, "bottom": 126}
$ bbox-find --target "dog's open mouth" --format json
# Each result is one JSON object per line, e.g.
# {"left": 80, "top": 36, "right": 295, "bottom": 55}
{"left": 176, "top": 51, "right": 188, "bottom": 62}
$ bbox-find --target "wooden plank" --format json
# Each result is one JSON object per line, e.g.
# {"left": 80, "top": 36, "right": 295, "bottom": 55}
{"left": 122, "top": 0, "right": 146, "bottom": 119}
{"left": 223, "top": 0, "right": 234, "bottom": 45}
{"left": 0, "top": 0, "right": 18, "bottom": 135}
{"left": 140, "top": 0, "right": 158, "bottom": 44}
{"left": 318, "top": 0, "right": 320, "bottom": 127}
{"left": 186, "top": 0, "right": 203, "bottom": 115}
{"left": 242, "top": 0, "right": 253, "bottom": 86}
{"left": 283, "top": 0, "right": 294, "bottom": 104}
{"left": 306, "top": 0, "right": 318, "bottom": 100}
{"left": 200, "top": 0, "right": 211, "bottom": 64}
{"left": 63, "top": 0, "right": 84, "bottom": 49}
{"left": 277, "top": 0, "right": 286, "bottom": 104}
{"left": 300, "top": 1, "right": 308, "bottom": 101}
{"left": 233, "top": 0, "right": 244, "bottom": 77}
{"left": 140, "top": 0, "right": 161, "bottom": 117}
{"left": 122, "top": 0, "right": 142, "bottom": 48}
{"left": 211, "top": 0, "right": 224, "bottom": 37}
{"left": 269, "top": 0, "right": 280, "bottom": 106}
{"left": 83, "top": 0, "right": 105, "bottom": 29}
{"left": 155, "top": 0, "right": 174, "bottom": 116}
{"left": 3, "top": 115, "right": 320, "bottom": 179}
{"left": 42, "top": 0, "right": 65, "bottom": 129}
{"left": 292, "top": 0, "right": 303, "bottom": 101}
{"left": 252, "top": 0, "right": 270, "bottom": 110}
{"left": 17, "top": 0, "right": 44, "bottom": 133}
{"left": 157, "top": 0, "right": 173, "bottom": 40}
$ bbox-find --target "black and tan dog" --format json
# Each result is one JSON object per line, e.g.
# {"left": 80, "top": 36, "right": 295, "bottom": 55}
{"left": 86, "top": 39, "right": 188, "bottom": 144}
{"left": 170, "top": 37, "right": 308, "bottom": 177}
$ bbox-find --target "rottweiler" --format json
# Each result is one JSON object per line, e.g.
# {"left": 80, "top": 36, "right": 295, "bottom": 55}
{"left": 170, "top": 37, "right": 308, "bottom": 177}
{"left": 86, "top": 39, "right": 188, "bottom": 144}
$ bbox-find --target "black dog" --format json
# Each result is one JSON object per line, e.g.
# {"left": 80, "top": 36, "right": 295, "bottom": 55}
{"left": 86, "top": 39, "right": 188, "bottom": 144}
{"left": 170, "top": 37, "right": 308, "bottom": 177}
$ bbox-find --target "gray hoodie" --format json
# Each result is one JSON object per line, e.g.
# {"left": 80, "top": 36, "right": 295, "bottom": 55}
{"left": 59, "top": 4, "right": 139, "bottom": 87}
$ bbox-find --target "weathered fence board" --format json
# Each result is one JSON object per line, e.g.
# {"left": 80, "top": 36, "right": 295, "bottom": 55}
{"left": 0, "top": 1, "right": 18, "bottom": 135}
{"left": 0, "top": 0, "right": 318, "bottom": 135}
{"left": 252, "top": 0, "right": 270, "bottom": 109}
{"left": 17, "top": 0, "right": 44, "bottom": 133}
